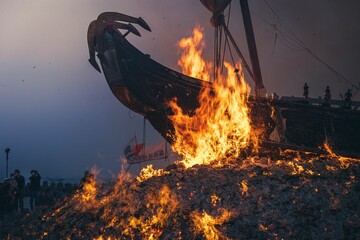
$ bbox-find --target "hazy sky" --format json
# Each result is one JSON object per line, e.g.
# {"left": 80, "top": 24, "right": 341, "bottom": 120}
{"left": 1, "top": 0, "right": 359, "bottom": 181}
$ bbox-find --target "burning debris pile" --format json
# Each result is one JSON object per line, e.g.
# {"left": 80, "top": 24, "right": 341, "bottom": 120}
{"left": 2, "top": 148, "right": 360, "bottom": 239}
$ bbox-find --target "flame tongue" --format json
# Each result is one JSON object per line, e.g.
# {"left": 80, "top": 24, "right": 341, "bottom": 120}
{"left": 177, "top": 24, "right": 211, "bottom": 81}
{"left": 169, "top": 25, "right": 257, "bottom": 168}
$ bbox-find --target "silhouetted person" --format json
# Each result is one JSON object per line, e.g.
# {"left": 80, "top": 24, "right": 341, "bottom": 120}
{"left": 272, "top": 92, "right": 279, "bottom": 100}
{"left": 343, "top": 89, "right": 352, "bottom": 109}
{"left": 9, "top": 173, "right": 18, "bottom": 210}
{"left": 0, "top": 178, "right": 15, "bottom": 215}
{"left": 323, "top": 86, "right": 331, "bottom": 106}
{"left": 14, "top": 169, "right": 25, "bottom": 211}
{"left": 303, "top": 83, "right": 309, "bottom": 100}
{"left": 29, "top": 170, "right": 41, "bottom": 210}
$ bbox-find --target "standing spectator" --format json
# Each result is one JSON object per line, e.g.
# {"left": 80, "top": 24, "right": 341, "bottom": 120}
{"left": 343, "top": 89, "right": 353, "bottom": 109}
{"left": 29, "top": 170, "right": 41, "bottom": 210}
{"left": 9, "top": 173, "right": 18, "bottom": 211}
{"left": 323, "top": 86, "right": 331, "bottom": 106}
{"left": 303, "top": 83, "right": 309, "bottom": 100}
{"left": 0, "top": 178, "right": 15, "bottom": 215}
{"left": 14, "top": 169, "right": 25, "bottom": 211}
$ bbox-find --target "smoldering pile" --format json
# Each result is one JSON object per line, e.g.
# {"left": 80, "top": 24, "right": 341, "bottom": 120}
{"left": 2, "top": 148, "right": 360, "bottom": 239}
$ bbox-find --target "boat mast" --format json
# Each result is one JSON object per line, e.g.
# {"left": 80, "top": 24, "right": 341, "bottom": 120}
{"left": 200, "top": 0, "right": 267, "bottom": 97}
{"left": 239, "top": 0, "right": 266, "bottom": 97}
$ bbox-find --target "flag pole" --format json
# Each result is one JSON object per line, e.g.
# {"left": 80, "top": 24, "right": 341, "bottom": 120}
{"left": 142, "top": 117, "right": 146, "bottom": 156}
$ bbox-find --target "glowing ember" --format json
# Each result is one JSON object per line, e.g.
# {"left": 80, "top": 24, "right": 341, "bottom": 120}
{"left": 259, "top": 224, "right": 278, "bottom": 238}
{"left": 169, "top": 25, "right": 257, "bottom": 168}
{"left": 287, "top": 161, "right": 305, "bottom": 175}
{"left": 136, "top": 164, "right": 170, "bottom": 182}
{"left": 241, "top": 180, "right": 249, "bottom": 197}
{"left": 211, "top": 194, "right": 221, "bottom": 206}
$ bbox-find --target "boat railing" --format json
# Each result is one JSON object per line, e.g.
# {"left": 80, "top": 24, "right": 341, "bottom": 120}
{"left": 279, "top": 96, "right": 360, "bottom": 110}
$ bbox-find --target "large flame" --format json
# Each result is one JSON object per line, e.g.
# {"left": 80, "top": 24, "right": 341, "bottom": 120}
{"left": 169, "top": 25, "right": 257, "bottom": 168}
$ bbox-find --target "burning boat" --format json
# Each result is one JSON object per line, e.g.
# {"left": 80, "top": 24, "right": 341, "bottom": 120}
{"left": 87, "top": 1, "right": 360, "bottom": 155}
{"left": 3, "top": 2, "right": 360, "bottom": 239}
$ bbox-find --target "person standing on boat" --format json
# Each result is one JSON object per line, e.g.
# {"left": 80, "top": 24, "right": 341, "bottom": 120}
{"left": 343, "top": 89, "right": 352, "bottom": 109}
{"left": 303, "top": 83, "right": 309, "bottom": 100}
{"left": 323, "top": 86, "right": 331, "bottom": 106}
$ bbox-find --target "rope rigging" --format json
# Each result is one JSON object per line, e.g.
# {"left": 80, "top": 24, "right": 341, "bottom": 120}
{"left": 254, "top": 0, "right": 359, "bottom": 94}
{"left": 213, "top": 1, "right": 255, "bottom": 83}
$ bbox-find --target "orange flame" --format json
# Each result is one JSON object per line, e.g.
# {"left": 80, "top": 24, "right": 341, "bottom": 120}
{"left": 241, "top": 180, "right": 249, "bottom": 197}
{"left": 128, "top": 185, "right": 179, "bottom": 238}
{"left": 323, "top": 143, "right": 360, "bottom": 169}
{"left": 71, "top": 167, "right": 99, "bottom": 211}
{"left": 136, "top": 164, "right": 170, "bottom": 183}
{"left": 169, "top": 25, "right": 257, "bottom": 168}
{"left": 177, "top": 24, "right": 211, "bottom": 81}
{"left": 191, "top": 208, "right": 231, "bottom": 240}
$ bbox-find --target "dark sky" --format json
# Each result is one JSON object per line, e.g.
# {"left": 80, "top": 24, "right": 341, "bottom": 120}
{"left": 1, "top": 0, "right": 359, "bottom": 181}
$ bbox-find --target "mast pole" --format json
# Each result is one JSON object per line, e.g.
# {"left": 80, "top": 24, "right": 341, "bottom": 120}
{"left": 239, "top": 0, "right": 266, "bottom": 97}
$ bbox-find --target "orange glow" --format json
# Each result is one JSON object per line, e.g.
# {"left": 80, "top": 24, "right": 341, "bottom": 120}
{"left": 169, "top": 25, "right": 257, "bottom": 168}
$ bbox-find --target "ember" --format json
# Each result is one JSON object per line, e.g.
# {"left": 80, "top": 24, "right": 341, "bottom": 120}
{"left": 136, "top": 164, "right": 170, "bottom": 183}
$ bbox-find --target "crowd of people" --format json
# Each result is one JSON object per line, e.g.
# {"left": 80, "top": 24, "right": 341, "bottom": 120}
{"left": 0, "top": 169, "right": 77, "bottom": 217}
{"left": 0, "top": 169, "right": 41, "bottom": 215}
